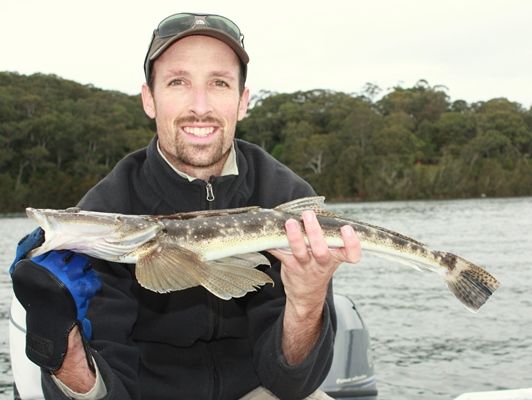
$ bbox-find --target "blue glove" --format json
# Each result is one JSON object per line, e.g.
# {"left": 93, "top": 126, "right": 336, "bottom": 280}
{"left": 31, "top": 251, "right": 102, "bottom": 338}
{"left": 9, "top": 227, "right": 44, "bottom": 274}
{"left": 11, "top": 250, "right": 102, "bottom": 371}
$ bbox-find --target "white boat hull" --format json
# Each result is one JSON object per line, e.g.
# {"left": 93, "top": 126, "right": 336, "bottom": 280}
{"left": 9, "top": 291, "right": 44, "bottom": 399}
{"left": 455, "top": 388, "right": 532, "bottom": 400}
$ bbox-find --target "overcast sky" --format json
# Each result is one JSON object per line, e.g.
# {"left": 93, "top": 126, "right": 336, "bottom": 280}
{"left": 2, "top": 0, "right": 531, "bottom": 108}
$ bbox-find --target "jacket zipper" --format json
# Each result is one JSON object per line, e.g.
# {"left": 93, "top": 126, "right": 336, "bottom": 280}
{"left": 205, "top": 179, "right": 215, "bottom": 209}
{"left": 205, "top": 177, "right": 219, "bottom": 398}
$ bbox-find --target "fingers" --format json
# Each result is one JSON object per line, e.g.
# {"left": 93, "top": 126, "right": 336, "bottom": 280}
{"left": 302, "top": 211, "right": 331, "bottom": 265}
{"left": 270, "top": 211, "right": 362, "bottom": 267}
{"left": 284, "top": 218, "right": 310, "bottom": 264}
{"left": 283, "top": 211, "right": 333, "bottom": 265}
{"left": 267, "top": 248, "right": 292, "bottom": 261}
{"left": 340, "top": 225, "right": 361, "bottom": 263}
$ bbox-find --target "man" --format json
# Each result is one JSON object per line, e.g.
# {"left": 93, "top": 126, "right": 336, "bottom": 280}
{"left": 10, "top": 12, "right": 360, "bottom": 399}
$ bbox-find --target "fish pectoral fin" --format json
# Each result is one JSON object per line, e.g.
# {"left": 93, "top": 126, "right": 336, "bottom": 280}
{"left": 135, "top": 242, "right": 273, "bottom": 299}
{"left": 274, "top": 196, "right": 339, "bottom": 217}
{"left": 135, "top": 242, "right": 203, "bottom": 293}
{"left": 203, "top": 253, "right": 274, "bottom": 300}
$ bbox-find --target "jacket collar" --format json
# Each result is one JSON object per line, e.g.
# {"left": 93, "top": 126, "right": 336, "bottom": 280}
{"left": 156, "top": 139, "right": 239, "bottom": 182}
{"left": 144, "top": 136, "right": 248, "bottom": 212}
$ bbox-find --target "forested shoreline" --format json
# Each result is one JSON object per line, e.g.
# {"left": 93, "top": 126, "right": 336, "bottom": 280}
{"left": 1, "top": 72, "right": 531, "bottom": 213}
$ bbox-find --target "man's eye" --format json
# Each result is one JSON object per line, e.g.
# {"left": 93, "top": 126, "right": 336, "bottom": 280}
{"left": 169, "top": 79, "right": 184, "bottom": 86}
{"left": 214, "top": 80, "right": 229, "bottom": 88}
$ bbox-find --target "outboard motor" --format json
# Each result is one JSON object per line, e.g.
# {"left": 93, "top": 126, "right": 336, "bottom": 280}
{"left": 321, "top": 294, "right": 378, "bottom": 399}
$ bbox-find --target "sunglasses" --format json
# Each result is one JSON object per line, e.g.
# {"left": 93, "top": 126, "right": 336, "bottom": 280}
{"left": 156, "top": 13, "right": 244, "bottom": 48}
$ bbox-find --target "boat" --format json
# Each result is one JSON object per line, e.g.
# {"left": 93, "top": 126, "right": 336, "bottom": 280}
{"left": 454, "top": 388, "right": 532, "bottom": 400}
{"left": 9, "top": 292, "right": 378, "bottom": 399}
{"left": 320, "top": 295, "right": 378, "bottom": 399}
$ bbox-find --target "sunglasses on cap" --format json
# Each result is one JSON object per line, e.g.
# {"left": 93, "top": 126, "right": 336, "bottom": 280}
{"left": 158, "top": 13, "right": 244, "bottom": 46}
{"left": 144, "top": 12, "right": 249, "bottom": 82}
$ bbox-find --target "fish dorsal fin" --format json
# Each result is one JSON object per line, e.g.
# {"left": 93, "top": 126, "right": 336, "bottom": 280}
{"left": 158, "top": 206, "right": 261, "bottom": 221}
{"left": 274, "top": 196, "right": 339, "bottom": 217}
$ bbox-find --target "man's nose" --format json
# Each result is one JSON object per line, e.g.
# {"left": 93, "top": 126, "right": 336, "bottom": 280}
{"left": 189, "top": 87, "right": 212, "bottom": 116}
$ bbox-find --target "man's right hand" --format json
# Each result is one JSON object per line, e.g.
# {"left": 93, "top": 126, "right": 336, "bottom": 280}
{"left": 11, "top": 246, "right": 101, "bottom": 372}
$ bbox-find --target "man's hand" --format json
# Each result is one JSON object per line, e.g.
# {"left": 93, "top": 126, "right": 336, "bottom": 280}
{"left": 54, "top": 326, "right": 99, "bottom": 393}
{"left": 10, "top": 240, "right": 101, "bottom": 373}
{"left": 268, "top": 210, "right": 361, "bottom": 365}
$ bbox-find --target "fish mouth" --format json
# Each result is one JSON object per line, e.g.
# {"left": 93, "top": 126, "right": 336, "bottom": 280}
{"left": 25, "top": 208, "right": 51, "bottom": 257}
{"left": 26, "top": 208, "right": 49, "bottom": 231}
{"left": 26, "top": 207, "right": 39, "bottom": 221}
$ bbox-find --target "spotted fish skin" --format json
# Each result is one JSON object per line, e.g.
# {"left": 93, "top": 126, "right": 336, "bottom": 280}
{"left": 26, "top": 197, "right": 500, "bottom": 310}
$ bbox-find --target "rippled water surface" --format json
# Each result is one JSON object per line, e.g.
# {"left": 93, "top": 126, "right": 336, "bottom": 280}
{"left": 331, "top": 197, "right": 532, "bottom": 399}
{"left": 0, "top": 197, "right": 531, "bottom": 399}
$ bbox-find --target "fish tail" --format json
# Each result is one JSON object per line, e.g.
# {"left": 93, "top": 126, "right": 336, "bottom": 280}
{"left": 444, "top": 257, "right": 500, "bottom": 312}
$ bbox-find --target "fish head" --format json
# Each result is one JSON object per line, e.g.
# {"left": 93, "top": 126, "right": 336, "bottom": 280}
{"left": 27, "top": 207, "right": 123, "bottom": 238}
{"left": 26, "top": 208, "right": 162, "bottom": 260}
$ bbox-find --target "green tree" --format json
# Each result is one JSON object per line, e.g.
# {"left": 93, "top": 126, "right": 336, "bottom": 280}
{"left": 1, "top": 72, "right": 531, "bottom": 211}
{"left": 0, "top": 72, "right": 154, "bottom": 212}
{"left": 474, "top": 98, "right": 532, "bottom": 155}
{"left": 377, "top": 79, "right": 450, "bottom": 127}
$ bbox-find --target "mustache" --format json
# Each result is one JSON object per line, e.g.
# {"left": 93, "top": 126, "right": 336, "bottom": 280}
{"left": 174, "top": 115, "right": 224, "bottom": 126}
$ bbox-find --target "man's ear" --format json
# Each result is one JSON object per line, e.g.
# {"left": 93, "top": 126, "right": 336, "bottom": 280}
{"left": 237, "top": 87, "right": 250, "bottom": 121}
{"left": 141, "top": 83, "right": 156, "bottom": 119}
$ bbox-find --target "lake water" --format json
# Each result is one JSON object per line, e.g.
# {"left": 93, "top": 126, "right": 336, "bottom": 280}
{"left": 0, "top": 197, "right": 531, "bottom": 400}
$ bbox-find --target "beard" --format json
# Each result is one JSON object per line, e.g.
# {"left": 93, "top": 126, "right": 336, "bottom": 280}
{"left": 173, "top": 137, "right": 230, "bottom": 168}
{"left": 166, "top": 115, "right": 232, "bottom": 170}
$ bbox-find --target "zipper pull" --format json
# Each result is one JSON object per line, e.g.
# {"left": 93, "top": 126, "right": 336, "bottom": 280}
{"left": 205, "top": 182, "right": 215, "bottom": 202}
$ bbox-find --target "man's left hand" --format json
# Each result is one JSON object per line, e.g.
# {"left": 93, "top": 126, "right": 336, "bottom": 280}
{"left": 268, "top": 210, "right": 361, "bottom": 365}
{"left": 269, "top": 210, "right": 361, "bottom": 313}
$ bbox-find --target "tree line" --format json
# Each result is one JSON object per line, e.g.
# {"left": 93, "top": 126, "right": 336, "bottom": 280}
{"left": 1, "top": 72, "right": 531, "bottom": 213}
{"left": 238, "top": 82, "right": 532, "bottom": 201}
{"left": 0, "top": 72, "right": 154, "bottom": 212}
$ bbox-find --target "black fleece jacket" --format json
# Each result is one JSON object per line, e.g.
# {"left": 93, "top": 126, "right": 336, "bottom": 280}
{"left": 41, "top": 137, "right": 337, "bottom": 400}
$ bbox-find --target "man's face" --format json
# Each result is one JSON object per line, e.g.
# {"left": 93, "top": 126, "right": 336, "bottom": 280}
{"left": 141, "top": 35, "right": 249, "bottom": 178}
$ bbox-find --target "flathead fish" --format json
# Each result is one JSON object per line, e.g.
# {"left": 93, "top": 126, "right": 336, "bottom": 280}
{"left": 26, "top": 197, "right": 499, "bottom": 311}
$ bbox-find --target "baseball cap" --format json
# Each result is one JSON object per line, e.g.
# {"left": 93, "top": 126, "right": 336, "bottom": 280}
{"left": 144, "top": 13, "right": 249, "bottom": 83}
